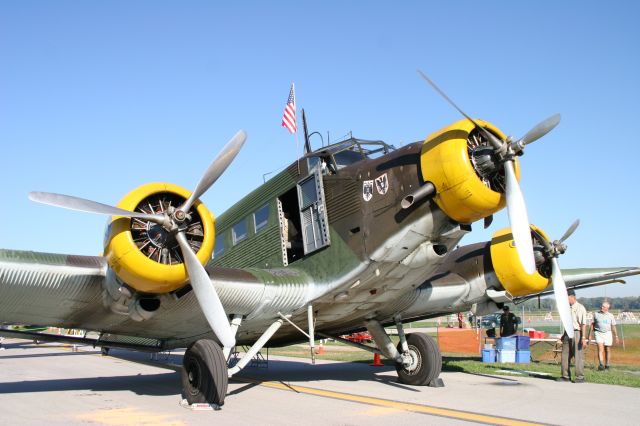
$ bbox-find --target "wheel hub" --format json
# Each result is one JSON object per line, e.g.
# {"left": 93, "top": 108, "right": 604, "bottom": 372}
{"left": 402, "top": 345, "right": 422, "bottom": 375}
{"left": 186, "top": 358, "right": 202, "bottom": 395}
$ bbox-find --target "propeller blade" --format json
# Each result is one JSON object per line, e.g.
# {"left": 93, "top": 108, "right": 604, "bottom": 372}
{"left": 28, "top": 191, "right": 165, "bottom": 224}
{"left": 181, "top": 130, "right": 247, "bottom": 213}
{"left": 503, "top": 162, "right": 536, "bottom": 274}
{"left": 483, "top": 214, "right": 494, "bottom": 229}
{"left": 518, "top": 114, "right": 561, "bottom": 146}
{"left": 417, "top": 70, "right": 504, "bottom": 151}
{"left": 175, "top": 232, "right": 235, "bottom": 348}
{"left": 551, "top": 257, "right": 575, "bottom": 337}
{"left": 559, "top": 219, "right": 580, "bottom": 243}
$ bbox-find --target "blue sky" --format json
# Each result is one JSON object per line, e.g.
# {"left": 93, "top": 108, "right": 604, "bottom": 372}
{"left": 1, "top": 1, "right": 638, "bottom": 297}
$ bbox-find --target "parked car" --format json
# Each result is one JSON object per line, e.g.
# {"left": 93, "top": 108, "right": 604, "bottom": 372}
{"left": 480, "top": 312, "right": 521, "bottom": 329}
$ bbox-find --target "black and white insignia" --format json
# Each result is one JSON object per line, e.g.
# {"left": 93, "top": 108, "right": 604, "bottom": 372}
{"left": 375, "top": 173, "right": 389, "bottom": 195}
{"left": 362, "top": 180, "right": 373, "bottom": 201}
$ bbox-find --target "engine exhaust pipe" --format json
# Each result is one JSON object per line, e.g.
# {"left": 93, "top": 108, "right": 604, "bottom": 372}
{"left": 401, "top": 182, "right": 435, "bottom": 209}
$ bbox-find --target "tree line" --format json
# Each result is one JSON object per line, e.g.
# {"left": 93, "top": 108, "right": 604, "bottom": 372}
{"left": 516, "top": 296, "right": 640, "bottom": 312}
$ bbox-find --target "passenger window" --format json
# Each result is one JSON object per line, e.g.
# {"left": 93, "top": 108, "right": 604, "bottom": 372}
{"left": 232, "top": 220, "right": 248, "bottom": 245}
{"left": 213, "top": 233, "right": 225, "bottom": 258}
{"left": 253, "top": 205, "right": 269, "bottom": 234}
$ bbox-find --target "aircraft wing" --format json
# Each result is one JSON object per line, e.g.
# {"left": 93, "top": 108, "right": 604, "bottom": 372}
{"left": 0, "top": 249, "right": 107, "bottom": 328}
{"left": 513, "top": 266, "right": 640, "bottom": 302}
{"left": 0, "top": 248, "right": 317, "bottom": 350}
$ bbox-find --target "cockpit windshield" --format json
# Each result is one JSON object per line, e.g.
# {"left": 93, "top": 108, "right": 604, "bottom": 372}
{"left": 307, "top": 138, "right": 395, "bottom": 173}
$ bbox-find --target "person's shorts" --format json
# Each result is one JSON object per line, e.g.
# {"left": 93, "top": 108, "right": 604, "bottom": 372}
{"left": 595, "top": 330, "right": 613, "bottom": 346}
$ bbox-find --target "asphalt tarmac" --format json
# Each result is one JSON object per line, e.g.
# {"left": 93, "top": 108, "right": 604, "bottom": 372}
{"left": 0, "top": 339, "right": 638, "bottom": 425}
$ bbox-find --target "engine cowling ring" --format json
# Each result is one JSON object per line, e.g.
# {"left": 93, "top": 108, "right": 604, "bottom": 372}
{"left": 490, "top": 225, "right": 550, "bottom": 297}
{"left": 420, "top": 118, "right": 520, "bottom": 224}
{"left": 104, "top": 182, "right": 215, "bottom": 294}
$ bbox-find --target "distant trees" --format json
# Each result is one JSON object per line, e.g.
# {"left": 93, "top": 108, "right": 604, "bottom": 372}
{"left": 516, "top": 296, "right": 640, "bottom": 311}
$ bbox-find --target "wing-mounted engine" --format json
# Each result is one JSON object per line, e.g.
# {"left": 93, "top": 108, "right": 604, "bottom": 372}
{"left": 29, "top": 129, "right": 247, "bottom": 348}
{"left": 104, "top": 182, "right": 215, "bottom": 294}
{"left": 420, "top": 118, "right": 519, "bottom": 224}
{"left": 489, "top": 225, "right": 550, "bottom": 297}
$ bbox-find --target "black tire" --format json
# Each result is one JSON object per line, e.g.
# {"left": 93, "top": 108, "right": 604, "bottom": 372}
{"left": 182, "top": 339, "right": 228, "bottom": 406}
{"left": 395, "top": 333, "right": 442, "bottom": 386}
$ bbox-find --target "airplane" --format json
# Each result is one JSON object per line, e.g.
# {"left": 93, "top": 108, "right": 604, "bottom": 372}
{"left": 1, "top": 73, "right": 638, "bottom": 407}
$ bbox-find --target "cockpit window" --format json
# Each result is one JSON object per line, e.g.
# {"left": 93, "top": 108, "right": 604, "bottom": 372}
{"left": 334, "top": 149, "right": 365, "bottom": 169}
{"left": 307, "top": 138, "right": 394, "bottom": 174}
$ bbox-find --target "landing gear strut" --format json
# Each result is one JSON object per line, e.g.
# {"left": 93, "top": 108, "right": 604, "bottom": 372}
{"left": 365, "top": 318, "right": 443, "bottom": 387}
{"left": 182, "top": 339, "right": 228, "bottom": 406}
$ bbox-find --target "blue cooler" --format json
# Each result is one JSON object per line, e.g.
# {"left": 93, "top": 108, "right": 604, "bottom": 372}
{"left": 516, "top": 350, "right": 531, "bottom": 363}
{"left": 482, "top": 349, "right": 496, "bottom": 363}
{"left": 515, "top": 336, "right": 530, "bottom": 350}
{"left": 495, "top": 337, "right": 517, "bottom": 351}
{"left": 497, "top": 349, "right": 516, "bottom": 363}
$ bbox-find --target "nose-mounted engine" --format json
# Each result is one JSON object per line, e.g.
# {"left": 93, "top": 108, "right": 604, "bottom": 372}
{"left": 419, "top": 118, "right": 519, "bottom": 224}
{"left": 104, "top": 182, "right": 215, "bottom": 294}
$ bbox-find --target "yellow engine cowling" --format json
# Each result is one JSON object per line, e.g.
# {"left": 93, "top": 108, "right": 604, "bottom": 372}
{"left": 490, "top": 225, "right": 550, "bottom": 297}
{"left": 420, "top": 118, "right": 520, "bottom": 224}
{"left": 103, "top": 182, "right": 215, "bottom": 294}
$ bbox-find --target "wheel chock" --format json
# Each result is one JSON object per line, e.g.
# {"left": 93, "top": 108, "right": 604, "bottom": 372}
{"left": 428, "top": 377, "right": 445, "bottom": 387}
{"left": 179, "top": 399, "right": 221, "bottom": 411}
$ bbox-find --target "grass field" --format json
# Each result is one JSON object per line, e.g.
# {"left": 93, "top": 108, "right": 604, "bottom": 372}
{"left": 265, "top": 324, "right": 640, "bottom": 388}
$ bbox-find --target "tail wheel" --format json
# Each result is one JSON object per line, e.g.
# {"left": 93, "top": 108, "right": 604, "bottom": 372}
{"left": 182, "top": 339, "right": 228, "bottom": 406}
{"left": 395, "top": 333, "right": 442, "bottom": 386}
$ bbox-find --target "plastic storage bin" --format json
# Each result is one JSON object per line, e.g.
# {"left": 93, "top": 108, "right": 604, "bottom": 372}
{"left": 516, "top": 350, "right": 531, "bottom": 363}
{"left": 482, "top": 349, "right": 496, "bottom": 363}
{"left": 497, "top": 349, "right": 516, "bottom": 363}
{"left": 495, "top": 337, "right": 517, "bottom": 350}
{"left": 515, "top": 336, "right": 530, "bottom": 350}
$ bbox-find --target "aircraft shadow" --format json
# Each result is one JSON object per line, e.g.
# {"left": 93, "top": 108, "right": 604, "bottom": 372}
{"left": 234, "top": 359, "right": 421, "bottom": 393}
{"left": 0, "top": 350, "right": 101, "bottom": 360}
{"left": 0, "top": 372, "right": 180, "bottom": 397}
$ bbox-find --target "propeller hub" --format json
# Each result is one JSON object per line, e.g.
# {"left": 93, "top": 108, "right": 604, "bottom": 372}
{"left": 174, "top": 210, "right": 186, "bottom": 222}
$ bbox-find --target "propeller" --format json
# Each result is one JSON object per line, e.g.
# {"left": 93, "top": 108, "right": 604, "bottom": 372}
{"left": 418, "top": 70, "right": 561, "bottom": 275}
{"left": 532, "top": 220, "right": 580, "bottom": 337}
{"left": 180, "top": 130, "right": 247, "bottom": 213}
{"left": 29, "top": 130, "right": 248, "bottom": 348}
{"left": 28, "top": 192, "right": 167, "bottom": 225}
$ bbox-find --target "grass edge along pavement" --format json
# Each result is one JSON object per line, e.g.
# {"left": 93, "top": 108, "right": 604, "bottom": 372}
{"left": 266, "top": 325, "right": 640, "bottom": 388}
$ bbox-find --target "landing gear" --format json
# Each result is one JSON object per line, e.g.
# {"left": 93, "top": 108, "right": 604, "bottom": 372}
{"left": 395, "top": 333, "right": 442, "bottom": 386}
{"left": 182, "top": 339, "right": 228, "bottom": 406}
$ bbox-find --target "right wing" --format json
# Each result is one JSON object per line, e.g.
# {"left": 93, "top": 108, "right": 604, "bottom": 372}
{"left": 514, "top": 266, "right": 640, "bottom": 302}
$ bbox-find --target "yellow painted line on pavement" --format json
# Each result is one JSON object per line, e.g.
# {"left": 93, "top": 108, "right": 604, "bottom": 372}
{"left": 240, "top": 378, "right": 544, "bottom": 426}
{"left": 33, "top": 341, "right": 543, "bottom": 425}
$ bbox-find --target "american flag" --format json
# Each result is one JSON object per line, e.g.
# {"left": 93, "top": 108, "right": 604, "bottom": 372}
{"left": 281, "top": 83, "right": 297, "bottom": 134}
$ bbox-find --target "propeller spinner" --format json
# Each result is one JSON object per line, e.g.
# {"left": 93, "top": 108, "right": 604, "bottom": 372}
{"left": 418, "top": 70, "right": 560, "bottom": 275}
{"left": 29, "top": 130, "right": 247, "bottom": 348}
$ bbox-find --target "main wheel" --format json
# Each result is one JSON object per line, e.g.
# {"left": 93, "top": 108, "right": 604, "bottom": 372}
{"left": 181, "top": 339, "right": 228, "bottom": 406}
{"left": 395, "top": 333, "right": 442, "bottom": 385}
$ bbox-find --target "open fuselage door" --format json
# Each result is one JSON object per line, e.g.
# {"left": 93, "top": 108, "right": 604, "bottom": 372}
{"left": 297, "top": 167, "right": 331, "bottom": 255}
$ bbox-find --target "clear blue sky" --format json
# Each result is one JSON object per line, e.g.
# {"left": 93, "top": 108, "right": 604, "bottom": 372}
{"left": 1, "top": 1, "right": 638, "bottom": 297}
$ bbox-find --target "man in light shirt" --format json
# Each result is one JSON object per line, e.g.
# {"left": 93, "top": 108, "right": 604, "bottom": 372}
{"left": 588, "top": 301, "right": 619, "bottom": 370}
{"left": 559, "top": 289, "right": 587, "bottom": 383}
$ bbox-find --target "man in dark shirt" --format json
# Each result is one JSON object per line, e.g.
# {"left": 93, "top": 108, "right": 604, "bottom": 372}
{"left": 500, "top": 306, "right": 518, "bottom": 337}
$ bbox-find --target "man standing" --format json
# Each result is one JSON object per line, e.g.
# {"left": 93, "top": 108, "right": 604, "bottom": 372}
{"left": 500, "top": 306, "right": 518, "bottom": 337}
{"left": 560, "top": 289, "right": 588, "bottom": 383}
{"left": 588, "top": 301, "right": 619, "bottom": 370}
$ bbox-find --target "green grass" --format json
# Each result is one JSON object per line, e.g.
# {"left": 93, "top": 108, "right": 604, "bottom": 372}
{"left": 265, "top": 325, "right": 640, "bottom": 387}
{"left": 442, "top": 356, "right": 640, "bottom": 387}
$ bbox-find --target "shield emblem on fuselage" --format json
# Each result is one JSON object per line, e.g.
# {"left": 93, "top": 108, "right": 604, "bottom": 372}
{"left": 375, "top": 173, "right": 388, "bottom": 195}
{"left": 363, "top": 180, "right": 373, "bottom": 201}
